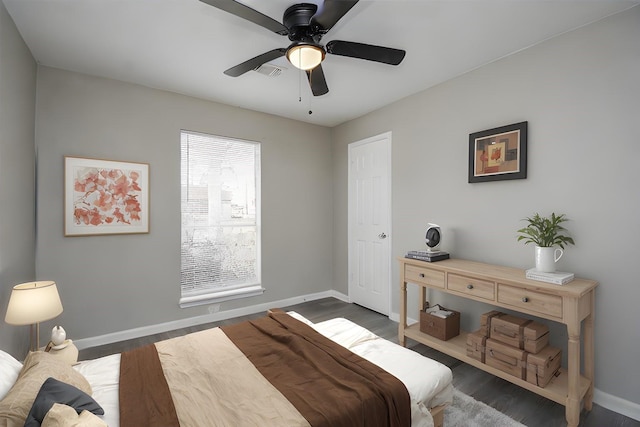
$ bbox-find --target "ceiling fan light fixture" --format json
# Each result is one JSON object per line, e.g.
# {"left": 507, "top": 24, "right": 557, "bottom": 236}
{"left": 286, "top": 43, "right": 325, "bottom": 70}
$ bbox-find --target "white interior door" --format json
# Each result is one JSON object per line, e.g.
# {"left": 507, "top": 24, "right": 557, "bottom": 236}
{"left": 348, "top": 132, "right": 391, "bottom": 315}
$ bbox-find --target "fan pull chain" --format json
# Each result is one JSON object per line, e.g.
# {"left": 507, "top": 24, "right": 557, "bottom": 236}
{"left": 305, "top": 68, "right": 313, "bottom": 115}
{"left": 298, "top": 54, "right": 302, "bottom": 103}
{"left": 307, "top": 70, "right": 312, "bottom": 114}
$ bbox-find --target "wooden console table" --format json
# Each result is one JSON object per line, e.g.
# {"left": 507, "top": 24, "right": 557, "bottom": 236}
{"left": 398, "top": 257, "right": 598, "bottom": 427}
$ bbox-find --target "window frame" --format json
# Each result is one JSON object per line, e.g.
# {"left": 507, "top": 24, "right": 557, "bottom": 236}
{"left": 179, "top": 130, "right": 262, "bottom": 308}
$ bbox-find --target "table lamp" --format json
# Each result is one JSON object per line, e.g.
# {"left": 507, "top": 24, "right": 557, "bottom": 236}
{"left": 5, "top": 281, "right": 63, "bottom": 351}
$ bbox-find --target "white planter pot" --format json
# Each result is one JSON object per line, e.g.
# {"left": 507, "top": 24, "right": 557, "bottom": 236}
{"left": 534, "top": 246, "right": 563, "bottom": 273}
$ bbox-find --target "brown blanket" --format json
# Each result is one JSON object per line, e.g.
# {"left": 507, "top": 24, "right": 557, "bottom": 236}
{"left": 119, "top": 343, "right": 180, "bottom": 427}
{"left": 223, "top": 311, "right": 411, "bottom": 427}
{"left": 119, "top": 312, "right": 411, "bottom": 427}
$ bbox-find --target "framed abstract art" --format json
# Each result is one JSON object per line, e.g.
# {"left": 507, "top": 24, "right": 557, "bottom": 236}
{"left": 468, "top": 121, "right": 527, "bottom": 183}
{"left": 64, "top": 156, "right": 149, "bottom": 236}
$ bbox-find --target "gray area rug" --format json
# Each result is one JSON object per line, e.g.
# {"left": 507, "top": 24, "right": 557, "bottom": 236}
{"left": 445, "top": 388, "right": 528, "bottom": 427}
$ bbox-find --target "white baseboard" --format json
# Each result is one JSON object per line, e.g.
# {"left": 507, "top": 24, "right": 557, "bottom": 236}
{"left": 594, "top": 388, "right": 640, "bottom": 422}
{"left": 74, "top": 290, "right": 349, "bottom": 350}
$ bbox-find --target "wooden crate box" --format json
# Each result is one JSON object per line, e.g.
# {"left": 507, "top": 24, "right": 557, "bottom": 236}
{"left": 480, "top": 310, "right": 504, "bottom": 337}
{"left": 523, "top": 321, "right": 550, "bottom": 354}
{"left": 490, "top": 314, "right": 531, "bottom": 349}
{"left": 466, "top": 329, "right": 487, "bottom": 363}
{"left": 486, "top": 338, "right": 528, "bottom": 379}
{"left": 527, "top": 346, "right": 562, "bottom": 387}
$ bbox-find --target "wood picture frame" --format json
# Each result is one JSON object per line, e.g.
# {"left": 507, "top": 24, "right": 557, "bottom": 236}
{"left": 468, "top": 121, "right": 527, "bottom": 183}
{"left": 64, "top": 156, "right": 149, "bottom": 236}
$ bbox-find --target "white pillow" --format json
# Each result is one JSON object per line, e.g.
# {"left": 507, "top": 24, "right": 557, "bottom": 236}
{"left": 0, "top": 350, "right": 23, "bottom": 400}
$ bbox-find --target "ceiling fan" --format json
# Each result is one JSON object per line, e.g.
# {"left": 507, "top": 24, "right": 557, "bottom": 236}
{"left": 200, "top": 0, "right": 406, "bottom": 96}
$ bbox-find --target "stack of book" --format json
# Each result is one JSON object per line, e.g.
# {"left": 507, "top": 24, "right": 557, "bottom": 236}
{"left": 405, "top": 250, "right": 450, "bottom": 262}
{"left": 525, "top": 268, "right": 574, "bottom": 285}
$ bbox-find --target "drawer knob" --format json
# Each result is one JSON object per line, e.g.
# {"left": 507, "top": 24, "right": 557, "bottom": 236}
{"left": 419, "top": 273, "right": 425, "bottom": 278}
{"left": 522, "top": 297, "right": 529, "bottom": 303}
{"left": 467, "top": 284, "right": 474, "bottom": 289}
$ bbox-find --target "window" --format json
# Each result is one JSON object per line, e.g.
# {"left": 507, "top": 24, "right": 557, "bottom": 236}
{"left": 180, "top": 130, "right": 261, "bottom": 308}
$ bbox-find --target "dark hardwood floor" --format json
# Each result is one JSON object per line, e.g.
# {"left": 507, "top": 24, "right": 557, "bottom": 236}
{"left": 79, "top": 298, "right": 639, "bottom": 427}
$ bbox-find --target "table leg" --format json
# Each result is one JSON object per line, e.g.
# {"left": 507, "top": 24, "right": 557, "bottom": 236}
{"left": 583, "top": 291, "right": 595, "bottom": 411}
{"left": 566, "top": 317, "right": 582, "bottom": 427}
{"left": 399, "top": 281, "right": 407, "bottom": 346}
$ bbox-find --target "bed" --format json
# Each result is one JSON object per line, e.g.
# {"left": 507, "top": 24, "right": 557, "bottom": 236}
{"left": 0, "top": 310, "right": 452, "bottom": 427}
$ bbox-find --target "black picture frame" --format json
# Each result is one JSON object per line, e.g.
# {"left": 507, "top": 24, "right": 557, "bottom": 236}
{"left": 468, "top": 121, "right": 527, "bottom": 183}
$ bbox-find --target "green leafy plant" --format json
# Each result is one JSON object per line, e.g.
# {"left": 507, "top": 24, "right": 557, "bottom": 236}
{"left": 517, "top": 213, "right": 575, "bottom": 249}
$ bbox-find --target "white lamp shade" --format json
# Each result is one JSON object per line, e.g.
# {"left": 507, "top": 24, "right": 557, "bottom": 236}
{"left": 5, "top": 281, "right": 63, "bottom": 325}
{"left": 287, "top": 44, "right": 325, "bottom": 70}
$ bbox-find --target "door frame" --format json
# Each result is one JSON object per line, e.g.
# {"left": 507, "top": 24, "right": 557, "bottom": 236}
{"left": 347, "top": 131, "right": 392, "bottom": 316}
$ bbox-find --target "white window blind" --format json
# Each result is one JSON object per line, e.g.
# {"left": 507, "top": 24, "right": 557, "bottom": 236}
{"left": 180, "top": 130, "right": 262, "bottom": 308}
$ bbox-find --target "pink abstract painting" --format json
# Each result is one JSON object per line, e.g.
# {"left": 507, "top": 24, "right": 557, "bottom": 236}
{"left": 65, "top": 157, "right": 149, "bottom": 236}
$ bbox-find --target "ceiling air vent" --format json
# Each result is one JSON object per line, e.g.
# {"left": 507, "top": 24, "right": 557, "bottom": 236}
{"left": 253, "top": 63, "right": 285, "bottom": 77}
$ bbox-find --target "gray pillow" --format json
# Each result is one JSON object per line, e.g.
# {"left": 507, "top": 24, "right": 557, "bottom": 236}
{"left": 24, "top": 377, "right": 104, "bottom": 427}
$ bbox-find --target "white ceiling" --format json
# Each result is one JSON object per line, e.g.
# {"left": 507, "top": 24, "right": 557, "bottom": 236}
{"left": 4, "top": 0, "right": 638, "bottom": 127}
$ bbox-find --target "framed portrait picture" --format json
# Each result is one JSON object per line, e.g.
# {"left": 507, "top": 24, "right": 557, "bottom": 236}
{"left": 468, "top": 121, "right": 527, "bottom": 183}
{"left": 64, "top": 156, "right": 150, "bottom": 236}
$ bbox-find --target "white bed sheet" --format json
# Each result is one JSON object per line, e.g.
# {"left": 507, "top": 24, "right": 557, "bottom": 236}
{"left": 73, "top": 353, "right": 120, "bottom": 427}
{"left": 73, "top": 312, "right": 453, "bottom": 427}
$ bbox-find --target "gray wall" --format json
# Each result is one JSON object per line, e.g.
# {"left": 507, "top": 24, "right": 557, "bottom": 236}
{"left": 34, "top": 67, "right": 333, "bottom": 341}
{"left": 332, "top": 8, "right": 639, "bottom": 406}
{"left": 0, "top": 1, "right": 37, "bottom": 357}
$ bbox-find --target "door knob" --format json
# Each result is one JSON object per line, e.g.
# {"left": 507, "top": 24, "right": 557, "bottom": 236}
{"left": 378, "top": 232, "right": 387, "bottom": 239}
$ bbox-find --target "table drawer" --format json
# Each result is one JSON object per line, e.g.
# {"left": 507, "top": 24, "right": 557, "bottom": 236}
{"left": 405, "top": 265, "right": 445, "bottom": 288}
{"left": 497, "top": 283, "right": 563, "bottom": 319}
{"left": 448, "top": 274, "right": 495, "bottom": 301}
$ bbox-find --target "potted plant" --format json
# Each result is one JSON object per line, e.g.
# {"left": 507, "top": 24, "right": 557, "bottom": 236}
{"left": 517, "top": 212, "right": 575, "bottom": 272}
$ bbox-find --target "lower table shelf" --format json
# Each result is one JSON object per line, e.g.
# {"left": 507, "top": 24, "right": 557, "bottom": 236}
{"left": 404, "top": 323, "right": 591, "bottom": 406}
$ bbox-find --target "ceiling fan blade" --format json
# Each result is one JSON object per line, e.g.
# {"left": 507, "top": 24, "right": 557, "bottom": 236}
{"left": 311, "top": 0, "right": 359, "bottom": 33}
{"left": 306, "top": 65, "right": 329, "bottom": 96}
{"left": 326, "top": 40, "right": 406, "bottom": 65}
{"left": 224, "top": 49, "right": 286, "bottom": 77}
{"left": 199, "top": 0, "right": 288, "bottom": 35}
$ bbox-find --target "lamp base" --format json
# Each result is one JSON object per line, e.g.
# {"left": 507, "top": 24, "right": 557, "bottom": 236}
{"left": 29, "top": 323, "right": 42, "bottom": 352}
